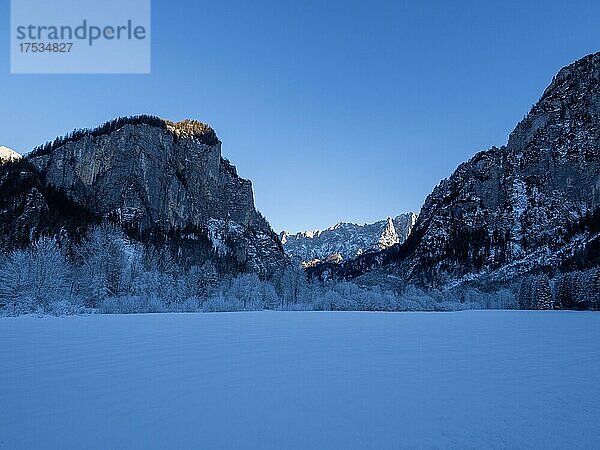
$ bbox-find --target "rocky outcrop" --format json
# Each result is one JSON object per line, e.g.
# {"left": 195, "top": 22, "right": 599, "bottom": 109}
{"left": 312, "top": 52, "right": 600, "bottom": 286}
{"left": 281, "top": 213, "right": 416, "bottom": 265}
{"left": 0, "top": 116, "right": 286, "bottom": 277}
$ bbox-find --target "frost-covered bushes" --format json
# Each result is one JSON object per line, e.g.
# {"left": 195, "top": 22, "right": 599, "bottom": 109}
{"left": 304, "top": 282, "right": 482, "bottom": 312}
{"left": 202, "top": 294, "right": 245, "bottom": 313}
{"left": 98, "top": 296, "right": 164, "bottom": 314}
{"left": 0, "top": 239, "right": 73, "bottom": 315}
{"left": 323, "top": 282, "right": 390, "bottom": 311}
{"left": 312, "top": 289, "right": 354, "bottom": 311}
{"left": 47, "top": 299, "right": 88, "bottom": 316}
{"left": 98, "top": 296, "right": 202, "bottom": 314}
{"left": 172, "top": 297, "right": 202, "bottom": 313}
{"left": 473, "top": 289, "right": 518, "bottom": 309}
{"left": 0, "top": 236, "right": 493, "bottom": 316}
{"left": 95, "top": 273, "right": 281, "bottom": 314}
{"left": 2, "top": 228, "right": 594, "bottom": 317}
{"left": 0, "top": 294, "right": 37, "bottom": 316}
{"left": 205, "top": 274, "right": 279, "bottom": 312}
{"left": 400, "top": 286, "right": 441, "bottom": 311}
{"left": 226, "top": 274, "right": 278, "bottom": 309}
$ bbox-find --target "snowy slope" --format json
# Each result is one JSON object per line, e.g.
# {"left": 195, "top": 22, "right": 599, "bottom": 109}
{"left": 1, "top": 311, "right": 599, "bottom": 449}
{"left": 0, "top": 146, "right": 21, "bottom": 163}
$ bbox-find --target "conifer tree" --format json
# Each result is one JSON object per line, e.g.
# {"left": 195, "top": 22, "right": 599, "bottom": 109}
{"left": 518, "top": 275, "right": 535, "bottom": 309}
{"left": 534, "top": 274, "right": 553, "bottom": 310}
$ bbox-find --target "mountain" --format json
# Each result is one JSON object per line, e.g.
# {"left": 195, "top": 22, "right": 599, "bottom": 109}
{"left": 0, "top": 146, "right": 21, "bottom": 163}
{"left": 281, "top": 213, "right": 416, "bottom": 266}
{"left": 0, "top": 116, "right": 286, "bottom": 276}
{"left": 311, "top": 52, "right": 600, "bottom": 287}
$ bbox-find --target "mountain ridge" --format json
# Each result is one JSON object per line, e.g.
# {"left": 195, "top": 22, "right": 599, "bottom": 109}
{"left": 281, "top": 213, "right": 417, "bottom": 266}
{"left": 0, "top": 116, "right": 286, "bottom": 277}
{"left": 309, "top": 52, "right": 600, "bottom": 287}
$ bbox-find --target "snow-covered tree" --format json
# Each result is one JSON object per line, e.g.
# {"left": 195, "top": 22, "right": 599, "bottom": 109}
{"left": 518, "top": 276, "right": 535, "bottom": 310}
{"left": 187, "top": 261, "right": 220, "bottom": 300}
{"left": 0, "top": 238, "right": 70, "bottom": 314}
{"left": 75, "top": 224, "right": 127, "bottom": 306}
{"left": 586, "top": 268, "right": 600, "bottom": 311}
{"left": 0, "top": 250, "right": 36, "bottom": 314}
{"left": 555, "top": 273, "right": 575, "bottom": 310}
{"left": 223, "top": 273, "right": 278, "bottom": 310}
{"left": 276, "top": 266, "right": 308, "bottom": 308}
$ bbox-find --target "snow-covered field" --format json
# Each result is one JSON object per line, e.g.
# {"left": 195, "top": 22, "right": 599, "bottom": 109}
{"left": 1, "top": 311, "right": 599, "bottom": 449}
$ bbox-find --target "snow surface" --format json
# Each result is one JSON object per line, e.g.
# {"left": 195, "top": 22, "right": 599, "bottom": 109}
{"left": 1, "top": 311, "right": 599, "bottom": 449}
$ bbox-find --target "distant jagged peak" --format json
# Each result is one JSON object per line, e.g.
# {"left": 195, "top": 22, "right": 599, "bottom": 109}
{"left": 282, "top": 212, "right": 418, "bottom": 238}
{"left": 332, "top": 220, "right": 365, "bottom": 228}
{"left": 30, "top": 115, "right": 219, "bottom": 158}
{"left": 0, "top": 146, "right": 21, "bottom": 163}
{"left": 379, "top": 217, "right": 399, "bottom": 248}
{"left": 281, "top": 212, "right": 417, "bottom": 264}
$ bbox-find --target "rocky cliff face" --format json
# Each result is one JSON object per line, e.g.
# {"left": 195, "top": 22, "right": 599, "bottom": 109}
{"left": 281, "top": 213, "right": 416, "bottom": 265}
{"left": 0, "top": 116, "right": 286, "bottom": 276}
{"left": 312, "top": 52, "right": 600, "bottom": 286}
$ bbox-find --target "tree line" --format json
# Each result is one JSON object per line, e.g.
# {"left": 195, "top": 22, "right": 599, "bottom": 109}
{"left": 30, "top": 115, "right": 218, "bottom": 158}
{"left": 0, "top": 223, "right": 597, "bottom": 316}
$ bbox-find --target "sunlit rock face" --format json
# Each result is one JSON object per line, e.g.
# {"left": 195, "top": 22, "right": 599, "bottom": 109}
{"left": 0, "top": 146, "right": 21, "bottom": 163}
{"left": 281, "top": 212, "right": 417, "bottom": 265}
{"left": 0, "top": 116, "right": 286, "bottom": 276}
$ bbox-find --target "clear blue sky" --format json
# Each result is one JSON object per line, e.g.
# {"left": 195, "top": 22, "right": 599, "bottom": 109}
{"left": 1, "top": 1, "right": 598, "bottom": 232}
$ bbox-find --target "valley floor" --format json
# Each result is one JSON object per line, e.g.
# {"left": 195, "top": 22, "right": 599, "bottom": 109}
{"left": 1, "top": 311, "right": 599, "bottom": 449}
